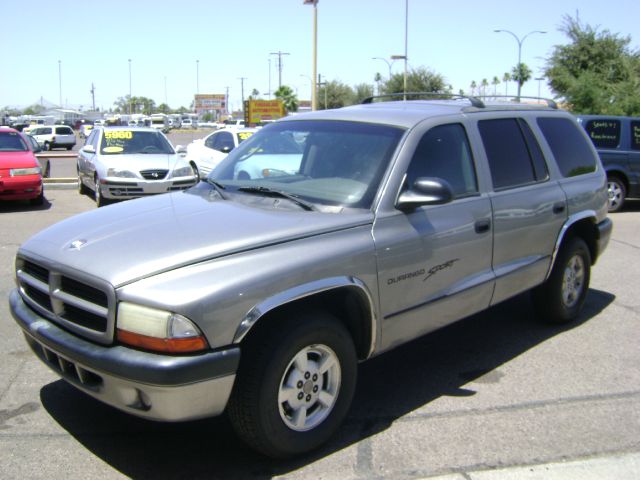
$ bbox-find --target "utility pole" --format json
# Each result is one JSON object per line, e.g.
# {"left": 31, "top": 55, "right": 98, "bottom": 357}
{"left": 225, "top": 86, "right": 230, "bottom": 115}
{"left": 238, "top": 77, "right": 247, "bottom": 113}
{"left": 269, "top": 51, "right": 290, "bottom": 89}
{"left": 317, "top": 74, "right": 327, "bottom": 110}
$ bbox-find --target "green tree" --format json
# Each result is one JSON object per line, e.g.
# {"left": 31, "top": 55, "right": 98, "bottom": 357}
{"left": 492, "top": 76, "right": 500, "bottom": 96}
{"left": 470, "top": 80, "right": 477, "bottom": 96}
{"left": 113, "top": 95, "right": 156, "bottom": 114}
{"left": 353, "top": 83, "right": 374, "bottom": 104}
{"left": 373, "top": 72, "right": 383, "bottom": 95}
{"left": 502, "top": 72, "right": 512, "bottom": 96}
{"left": 545, "top": 13, "right": 640, "bottom": 115}
{"left": 383, "top": 67, "right": 449, "bottom": 96}
{"left": 157, "top": 103, "right": 170, "bottom": 114}
{"left": 511, "top": 63, "right": 533, "bottom": 97}
{"left": 23, "top": 104, "right": 45, "bottom": 115}
{"left": 481, "top": 78, "right": 489, "bottom": 98}
{"left": 317, "top": 80, "right": 354, "bottom": 109}
{"left": 274, "top": 85, "right": 298, "bottom": 113}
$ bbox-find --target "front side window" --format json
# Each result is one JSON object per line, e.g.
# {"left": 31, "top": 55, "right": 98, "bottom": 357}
{"left": 213, "top": 120, "right": 404, "bottom": 209}
{"left": 405, "top": 123, "right": 477, "bottom": 197}
{"left": 537, "top": 117, "right": 597, "bottom": 177}
{"left": 584, "top": 119, "right": 621, "bottom": 149}
{"left": 479, "top": 118, "right": 538, "bottom": 189}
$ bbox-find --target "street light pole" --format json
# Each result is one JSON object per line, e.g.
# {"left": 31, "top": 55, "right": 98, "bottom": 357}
{"left": 58, "top": 60, "right": 62, "bottom": 108}
{"left": 494, "top": 29, "right": 546, "bottom": 101}
{"left": 372, "top": 57, "right": 394, "bottom": 79}
{"left": 403, "top": 0, "right": 408, "bottom": 101}
{"left": 535, "top": 77, "right": 544, "bottom": 101}
{"left": 128, "top": 59, "right": 132, "bottom": 115}
{"left": 238, "top": 77, "right": 247, "bottom": 113}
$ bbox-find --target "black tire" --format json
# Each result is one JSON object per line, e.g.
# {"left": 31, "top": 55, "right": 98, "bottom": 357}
{"left": 228, "top": 311, "right": 357, "bottom": 458}
{"left": 44, "top": 141, "right": 51, "bottom": 151}
{"left": 94, "top": 176, "right": 109, "bottom": 207}
{"left": 533, "top": 237, "right": 591, "bottom": 323}
{"left": 30, "top": 190, "right": 44, "bottom": 206}
{"left": 607, "top": 175, "right": 626, "bottom": 213}
{"left": 77, "top": 175, "right": 89, "bottom": 196}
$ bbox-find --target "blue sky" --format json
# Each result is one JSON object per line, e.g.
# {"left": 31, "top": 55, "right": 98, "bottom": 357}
{"left": 2, "top": 0, "right": 638, "bottom": 112}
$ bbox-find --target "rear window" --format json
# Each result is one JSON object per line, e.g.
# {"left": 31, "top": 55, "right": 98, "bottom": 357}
{"left": 632, "top": 121, "right": 640, "bottom": 151}
{"left": 537, "top": 117, "right": 597, "bottom": 177}
{"left": 55, "top": 126, "right": 73, "bottom": 134}
{"left": 583, "top": 119, "right": 621, "bottom": 149}
{"left": 0, "top": 131, "right": 28, "bottom": 151}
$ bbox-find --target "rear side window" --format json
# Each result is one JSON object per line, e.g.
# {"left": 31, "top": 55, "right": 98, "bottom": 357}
{"left": 631, "top": 121, "right": 640, "bottom": 151}
{"left": 537, "top": 117, "right": 597, "bottom": 177}
{"left": 583, "top": 119, "right": 621, "bottom": 148}
{"left": 478, "top": 118, "right": 546, "bottom": 190}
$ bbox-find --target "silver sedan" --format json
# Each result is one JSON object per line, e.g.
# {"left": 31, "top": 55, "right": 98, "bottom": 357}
{"left": 78, "top": 126, "right": 198, "bottom": 207}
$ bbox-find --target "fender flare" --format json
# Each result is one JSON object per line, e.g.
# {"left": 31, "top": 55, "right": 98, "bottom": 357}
{"left": 232, "top": 276, "right": 378, "bottom": 358}
{"left": 546, "top": 210, "right": 598, "bottom": 280}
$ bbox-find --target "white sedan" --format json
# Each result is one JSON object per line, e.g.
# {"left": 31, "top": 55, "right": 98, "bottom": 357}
{"left": 185, "top": 128, "right": 257, "bottom": 179}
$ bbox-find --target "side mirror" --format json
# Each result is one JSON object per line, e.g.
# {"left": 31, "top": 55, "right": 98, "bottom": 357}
{"left": 81, "top": 144, "right": 96, "bottom": 154}
{"left": 396, "top": 177, "right": 454, "bottom": 211}
{"left": 221, "top": 146, "right": 233, "bottom": 153}
{"left": 175, "top": 145, "right": 187, "bottom": 155}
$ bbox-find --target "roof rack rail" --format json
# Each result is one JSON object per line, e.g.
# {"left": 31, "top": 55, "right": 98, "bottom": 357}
{"left": 361, "top": 92, "right": 485, "bottom": 108}
{"left": 481, "top": 95, "right": 558, "bottom": 109}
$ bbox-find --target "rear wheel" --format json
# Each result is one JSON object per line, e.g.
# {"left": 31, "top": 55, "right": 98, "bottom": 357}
{"left": 43, "top": 141, "right": 51, "bottom": 151}
{"left": 228, "top": 311, "right": 357, "bottom": 458}
{"left": 607, "top": 175, "right": 626, "bottom": 212}
{"left": 533, "top": 237, "right": 591, "bottom": 323}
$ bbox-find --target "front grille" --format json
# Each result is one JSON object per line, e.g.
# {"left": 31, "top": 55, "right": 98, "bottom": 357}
{"left": 140, "top": 169, "right": 168, "bottom": 180}
{"left": 16, "top": 257, "right": 115, "bottom": 344}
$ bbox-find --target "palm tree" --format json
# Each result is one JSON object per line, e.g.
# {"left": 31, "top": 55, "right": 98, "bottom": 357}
{"left": 274, "top": 85, "right": 298, "bottom": 113}
{"left": 492, "top": 76, "right": 500, "bottom": 97}
{"left": 502, "top": 72, "right": 512, "bottom": 96}
{"left": 470, "top": 80, "right": 477, "bottom": 96}
{"left": 511, "top": 63, "right": 532, "bottom": 100}
{"left": 481, "top": 78, "right": 489, "bottom": 98}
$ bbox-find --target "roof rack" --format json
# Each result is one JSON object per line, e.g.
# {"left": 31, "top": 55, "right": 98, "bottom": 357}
{"left": 485, "top": 95, "right": 558, "bottom": 109}
{"left": 361, "top": 92, "right": 559, "bottom": 110}
{"left": 361, "top": 92, "right": 485, "bottom": 108}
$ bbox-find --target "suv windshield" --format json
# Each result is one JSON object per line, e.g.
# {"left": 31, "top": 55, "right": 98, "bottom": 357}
{"left": 100, "top": 130, "right": 174, "bottom": 155}
{"left": 212, "top": 120, "right": 404, "bottom": 209}
{"left": 0, "top": 131, "right": 28, "bottom": 151}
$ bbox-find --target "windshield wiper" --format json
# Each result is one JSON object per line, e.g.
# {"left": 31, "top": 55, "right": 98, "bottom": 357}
{"left": 206, "top": 178, "right": 227, "bottom": 199}
{"left": 237, "top": 186, "right": 316, "bottom": 211}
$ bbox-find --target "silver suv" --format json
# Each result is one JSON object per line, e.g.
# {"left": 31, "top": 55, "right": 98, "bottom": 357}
{"left": 10, "top": 96, "right": 612, "bottom": 458}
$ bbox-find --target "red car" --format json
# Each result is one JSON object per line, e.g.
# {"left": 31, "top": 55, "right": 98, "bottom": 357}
{"left": 0, "top": 127, "right": 44, "bottom": 206}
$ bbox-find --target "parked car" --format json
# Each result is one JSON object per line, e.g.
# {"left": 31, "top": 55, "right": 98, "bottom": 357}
{"left": 0, "top": 127, "right": 44, "bottom": 205}
{"left": 185, "top": 127, "right": 257, "bottom": 178}
{"left": 10, "top": 96, "right": 611, "bottom": 458}
{"left": 576, "top": 114, "right": 640, "bottom": 212}
{"left": 29, "top": 125, "right": 76, "bottom": 151}
{"left": 77, "top": 126, "right": 197, "bottom": 206}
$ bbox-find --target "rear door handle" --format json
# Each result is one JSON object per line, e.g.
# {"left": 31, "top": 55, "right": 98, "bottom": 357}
{"left": 475, "top": 218, "right": 491, "bottom": 234}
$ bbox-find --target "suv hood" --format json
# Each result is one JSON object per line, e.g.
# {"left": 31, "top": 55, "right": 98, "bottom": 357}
{"left": 19, "top": 189, "right": 373, "bottom": 287}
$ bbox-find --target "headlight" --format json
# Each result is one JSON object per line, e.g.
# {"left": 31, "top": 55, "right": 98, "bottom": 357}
{"left": 116, "top": 302, "right": 208, "bottom": 353}
{"left": 171, "top": 164, "right": 194, "bottom": 178}
{"left": 107, "top": 168, "right": 137, "bottom": 178}
{"left": 10, "top": 167, "right": 41, "bottom": 176}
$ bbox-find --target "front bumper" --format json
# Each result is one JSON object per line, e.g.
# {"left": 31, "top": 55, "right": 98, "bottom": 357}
{"left": 0, "top": 175, "right": 42, "bottom": 201}
{"left": 99, "top": 177, "right": 197, "bottom": 199}
{"left": 10, "top": 290, "right": 239, "bottom": 422}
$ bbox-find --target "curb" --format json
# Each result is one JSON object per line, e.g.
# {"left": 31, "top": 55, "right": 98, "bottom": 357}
{"left": 44, "top": 178, "right": 77, "bottom": 190}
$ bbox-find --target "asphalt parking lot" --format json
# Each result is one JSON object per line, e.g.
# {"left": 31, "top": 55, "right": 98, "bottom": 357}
{"left": 0, "top": 191, "right": 639, "bottom": 479}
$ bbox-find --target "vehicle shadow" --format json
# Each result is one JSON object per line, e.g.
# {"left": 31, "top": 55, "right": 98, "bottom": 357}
{"left": 0, "top": 196, "right": 52, "bottom": 213}
{"left": 40, "top": 288, "right": 614, "bottom": 479}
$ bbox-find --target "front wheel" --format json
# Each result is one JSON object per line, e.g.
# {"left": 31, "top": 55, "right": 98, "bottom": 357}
{"left": 533, "top": 237, "right": 591, "bottom": 323}
{"left": 228, "top": 312, "right": 357, "bottom": 458}
{"left": 94, "top": 176, "right": 109, "bottom": 207}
